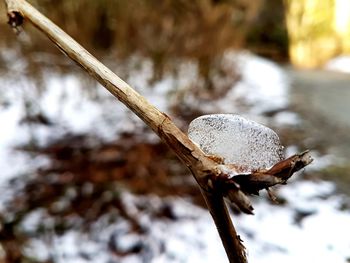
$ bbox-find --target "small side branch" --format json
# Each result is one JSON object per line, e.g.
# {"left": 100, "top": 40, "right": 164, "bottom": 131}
{"left": 223, "top": 151, "right": 313, "bottom": 196}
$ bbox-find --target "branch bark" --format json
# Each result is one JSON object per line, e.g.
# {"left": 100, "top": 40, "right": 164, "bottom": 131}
{"left": 3, "top": 0, "right": 247, "bottom": 262}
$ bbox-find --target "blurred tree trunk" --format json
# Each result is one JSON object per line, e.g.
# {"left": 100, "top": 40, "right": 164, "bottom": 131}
{"left": 246, "top": 0, "right": 289, "bottom": 62}
{"left": 285, "top": 0, "right": 350, "bottom": 68}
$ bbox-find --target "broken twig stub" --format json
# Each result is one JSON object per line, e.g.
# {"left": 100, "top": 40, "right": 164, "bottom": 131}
{"left": 220, "top": 150, "right": 313, "bottom": 200}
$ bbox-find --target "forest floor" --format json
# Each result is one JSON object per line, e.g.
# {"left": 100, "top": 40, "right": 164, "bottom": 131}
{"left": 0, "top": 50, "right": 349, "bottom": 263}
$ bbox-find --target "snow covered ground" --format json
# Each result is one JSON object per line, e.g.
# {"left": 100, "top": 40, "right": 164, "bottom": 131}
{"left": 19, "top": 182, "right": 350, "bottom": 263}
{"left": 1, "top": 51, "right": 349, "bottom": 262}
{"left": 325, "top": 56, "right": 350, "bottom": 74}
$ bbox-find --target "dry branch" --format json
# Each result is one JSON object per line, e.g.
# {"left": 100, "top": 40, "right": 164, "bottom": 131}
{"left": 232, "top": 150, "right": 313, "bottom": 195}
{"left": 3, "top": 1, "right": 313, "bottom": 262}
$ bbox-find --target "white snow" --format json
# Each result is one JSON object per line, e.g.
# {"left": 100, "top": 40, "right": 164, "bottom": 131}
{"left": 151, "top": 51, "right": 291, "bottom": 117}
{"left": 272, "top": 111, "right": 301, "bottom": 126}
{"left": 0, "top": 82, "right": 52, "bottom": 208}
{"left": 237, "top": 181, "right": 350, "bottom": 263}
{"left": 325, "top": 56, "right": 350, "bottom": 73}
{"left": 19, "top": 186, "right": 350, "bottom": 263}
{"left": 227, "top": 51, "right": 290, "bottom": 114}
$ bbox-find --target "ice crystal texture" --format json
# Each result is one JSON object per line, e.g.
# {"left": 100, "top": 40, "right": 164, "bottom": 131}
{"left": 188, "top": 114, "right": 284, "bottom": 172}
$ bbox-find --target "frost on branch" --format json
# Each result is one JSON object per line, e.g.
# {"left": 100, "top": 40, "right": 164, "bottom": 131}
{"left": 188, "top": 114, "right": 313, "bottom": 212}
{"left": 188, "top": 114, "right": 284, "bottom": 173}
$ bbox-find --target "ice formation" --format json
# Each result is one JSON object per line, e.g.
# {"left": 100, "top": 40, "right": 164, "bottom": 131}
{"left": 188, "top": 114, "right": 284, "bottom": 172}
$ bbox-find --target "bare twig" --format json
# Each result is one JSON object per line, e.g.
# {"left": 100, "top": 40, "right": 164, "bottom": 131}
{"left": 201, "top": 188, "right": 247, "bottom": 262}
{"left": 3, "top": 0, "right": 248, "bottom": 262}
{"left": 232, "top": 150, "right": 313, "bottom": 195}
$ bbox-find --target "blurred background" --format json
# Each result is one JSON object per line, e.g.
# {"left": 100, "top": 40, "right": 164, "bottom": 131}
{"left": 0, "top": 0, "right": 349, "bottom": 262}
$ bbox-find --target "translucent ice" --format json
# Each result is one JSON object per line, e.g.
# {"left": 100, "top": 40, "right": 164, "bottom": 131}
{"left": 188, "top": 114, "right": 284, "bottom": 173}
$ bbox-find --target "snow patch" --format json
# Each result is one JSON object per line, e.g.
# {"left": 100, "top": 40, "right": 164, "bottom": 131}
{"left": 229, "top": 52, "right": 290, "bottom": 114}
{"left": 325, "top": 56, "right": 350, "bottom": 73}
{"left": 18, "top": 184, "right": 350, "bottom": 263}
{"left": 273, "top": 111, "right": 301, "bottom": 126}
